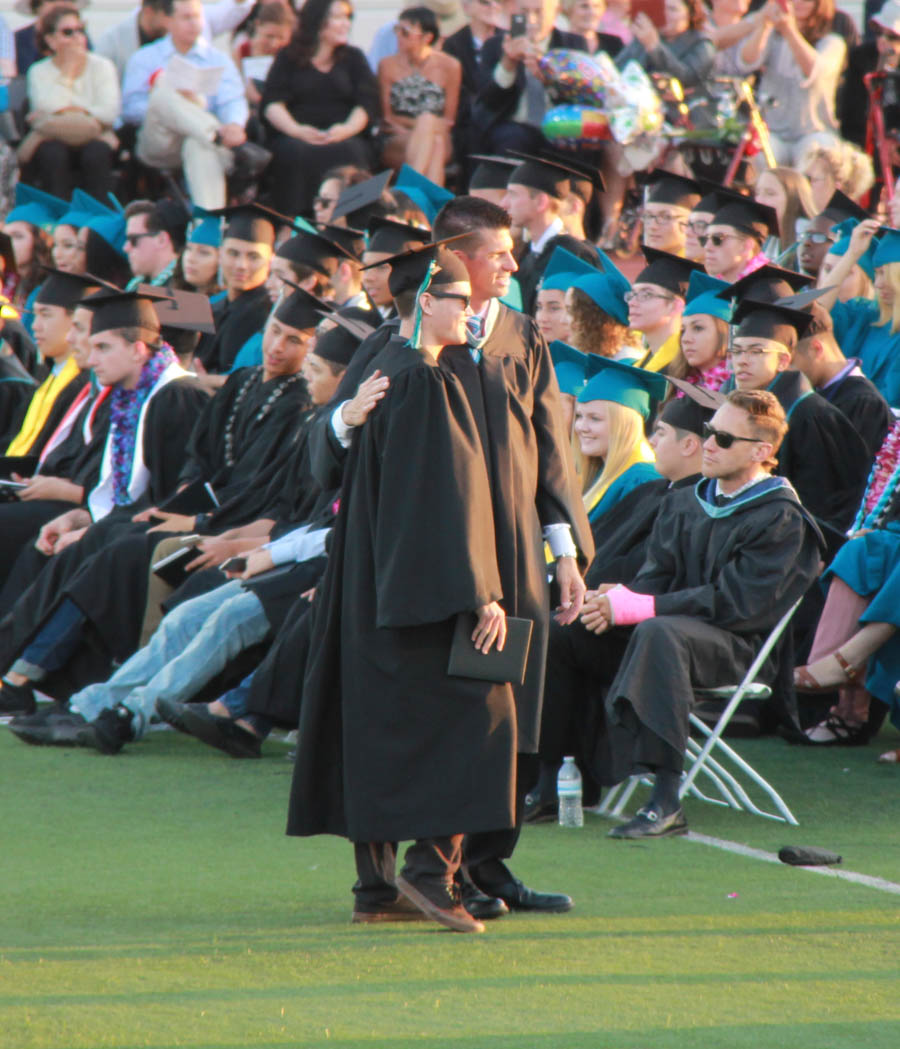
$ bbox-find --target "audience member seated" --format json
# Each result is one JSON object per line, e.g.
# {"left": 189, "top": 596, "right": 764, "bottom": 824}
{"left": 122, "top": 199, "right": 189, "bottom": 290}
{"left": 311, "top": 166, "right": 372, "bottom": 227}
{"left": 176, "top": 210, "right": 223, "bottom": 296}
{"left": 641, "top": 172, "right": 701, "bottom": 259}
{"left": 96, "top": 0, "right": 173, "bottom": 83}
{"left": 2, "top": 184, "right": 58, "bottom": 319}
{"left": 737, "top": 0, "right": 846, "bottom": 166}
{"left": 261, "top": 0, "right": 378, "bottom": 217}
{"left": 231, "top": 1, "right": 295, "bottom": 116}
{"left": 797, "top": 189, "right": 868, "bottom": 281}
{"left": 378, "top": 7, "right": 462, "bottom": 185}
{"left": 19, "top": 3, "right": 120, "bottom": 201}
{"left": 122, "top": 0, "right": 250, "bottom": 211}
{"left": 615, "top": 0, "right": 714, "bottom": 87}
{"left": 817, "top": 219, "right": 876, "bottom": 303}
{"left": 801, "top": 141, "right": 876, "bottom": 215}
{"left": 625, "top": 249, "right": 698, "bottom": 372}
{"left": 753, "top": 167, "right": 816, "bottom": 269}
{"left": 667, "top": 271, "right": 731, "bottom": 391}
{"left": 701, "top": 193, "right": 776, "bottom": 284}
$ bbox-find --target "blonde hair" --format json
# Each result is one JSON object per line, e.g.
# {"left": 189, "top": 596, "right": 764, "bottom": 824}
{"left": 580, "top": 400, "right": 653, "bottom": 503}
{"left": 802, "top": 142, "right": 875, "bottom": 203}
{"left": 877, "top": 262, "right": 900, "bottom": 334}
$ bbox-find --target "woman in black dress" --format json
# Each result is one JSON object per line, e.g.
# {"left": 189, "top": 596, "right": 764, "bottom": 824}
{"left": 261, "top": 0, "right": 378, "bottom": 216}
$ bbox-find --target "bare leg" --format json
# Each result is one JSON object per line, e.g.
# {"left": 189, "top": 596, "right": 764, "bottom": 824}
{"left": 798, "top": 622, "right": 896, "bottom": 690}
{"left": 405, "top": 113, "right": 446, "bottom": 184}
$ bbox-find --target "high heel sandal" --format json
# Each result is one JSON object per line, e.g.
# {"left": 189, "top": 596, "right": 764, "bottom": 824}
{"left": 793, "top": 649, "right": 864, "bottom": 693}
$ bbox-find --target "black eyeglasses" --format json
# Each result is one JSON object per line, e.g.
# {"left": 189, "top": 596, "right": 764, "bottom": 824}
{"left": 429, "top": 291, "right": 471, "bottom": 307}
{"left": 703, "top": 422, "right": 760, "bottom": 449}
{"left": 313, "top": 196, "right": 335, "bottom": 210}
{"left": 125, "top": 232, "right": 156, "bottom": 246}
{"left": 58, "top": 25, "right": 86, "bottom": 37}
{"left": 698, "top": 232, "right": 743, "bottom": 248}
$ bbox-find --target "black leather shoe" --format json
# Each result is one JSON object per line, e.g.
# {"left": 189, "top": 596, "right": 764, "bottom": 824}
{"left": 457, "top": 874, "right": 508, "bottom": 920}
{"left": 608, "top": 803, "right": 688, "bottom": 839}
{"left": 482, "top": 876, "right": 573, "bottom": 913}
{"left": 230, "top": 141, "right": 272, "bottom": 179}
{"left": 9, "top": 709, "right": 87, "bottom": 746}
{"left": 155, "top": 697, "right": 192, "bottom": 735}
{"left": 78, "top": 705, "right": 135, "bottom": 755}
{"left": 523, "top": 791, "right": 558, "bottom": 823}
{"left": 0, "top": 679, "right": 36, "bottom": 717}
{"left": 179, "top": 705, "right": 262, "bottom": 758}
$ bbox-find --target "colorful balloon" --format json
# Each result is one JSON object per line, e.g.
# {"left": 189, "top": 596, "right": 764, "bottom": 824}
{"left": 542, "top": 105, "right": 611, "bottom": 147}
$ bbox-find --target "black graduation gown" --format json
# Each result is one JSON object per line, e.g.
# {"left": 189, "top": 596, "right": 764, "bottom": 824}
{"left": 819, "top": 368, "right": 893, "bottom": 461}
{"left": 601, "top": 478, "right": 823, "bottom": 782}
{"left": 196, "top": 285, "right": 272, "bottom": 374}
{"left": 0, "top": 378, "right": 209, "bottom": 690}
{"left": 287, "top": 340, "right": 516, "bottom": 843}
{"left": 515, "top": 234, "right": 599, "bottom": 315}
{"left": 771, "top": 370, "right": 870, "bottom": 537}
{"left": 0, "top": 355, "right": 37, "bottom": 446}
{"left": 10, "top": 369, "right": 91, "bottom": 461}
{"left": 1, "top": 317, "right": 41, "bottom": 378}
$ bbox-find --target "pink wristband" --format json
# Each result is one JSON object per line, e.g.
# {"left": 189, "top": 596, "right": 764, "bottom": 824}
{"left": 606, "top": 585, "right": 655, "bottom": 626}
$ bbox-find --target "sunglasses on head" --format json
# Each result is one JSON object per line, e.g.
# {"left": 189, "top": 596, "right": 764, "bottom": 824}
{"left": 703, "top": 422, "right": 760, "bottom": 449}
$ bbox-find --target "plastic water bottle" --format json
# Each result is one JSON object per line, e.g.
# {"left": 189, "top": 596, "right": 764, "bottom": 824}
{"left": 557, "top": 756, "right": 583, "bottom": 828}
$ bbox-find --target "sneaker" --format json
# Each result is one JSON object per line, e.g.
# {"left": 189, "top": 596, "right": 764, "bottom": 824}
{"left": 608, "top": 803, "right": 688, "bottom": 839}
{"left": 9, "top": 708, "right": 87, "bottom": 746}
{"left": 351, "top": 895, "right": 428, "bottom": 923}
{"left": 395, "top": 874, "right": 485, "bottom": 933}
{"left": 78, "top": 704, "right": 135, "bottom": 755}
{"left": 0, "top": 680, "right": 36, "bottom": 718}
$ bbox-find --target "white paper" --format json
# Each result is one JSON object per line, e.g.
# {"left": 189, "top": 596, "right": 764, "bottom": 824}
{"left": 165, "top": 54, "right": 223, "bottom": 97}
{"left": 241, "top": 55, "right": 274, "bottom": 83}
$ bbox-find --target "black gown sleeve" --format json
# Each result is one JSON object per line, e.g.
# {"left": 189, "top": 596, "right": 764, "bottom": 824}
{"left": 142, "top": 379, "right": 210, "bottom": 505}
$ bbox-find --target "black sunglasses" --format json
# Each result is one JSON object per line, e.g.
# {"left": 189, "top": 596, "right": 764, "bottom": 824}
{"left": 125, "top": 231, "right": 156, "bottom": 246}
{"left": 703, "top": 422, "right": 760, "bottom": 449}
{"left": 58, "top": 25, "right": 86, "bottom": 36}
{"left": 698, "top": 232, "right": 742, "bottom": 248}
{"left": 428, "top": 291, "right": 471, "bottom": 307}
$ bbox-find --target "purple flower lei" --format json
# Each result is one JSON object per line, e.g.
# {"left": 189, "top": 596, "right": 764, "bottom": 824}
{"left": 108, "top": 346, "right": 178, "bottom": 505}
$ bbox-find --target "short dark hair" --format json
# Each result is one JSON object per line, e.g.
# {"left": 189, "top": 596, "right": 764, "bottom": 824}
{"left": 726, "top": 389, "right": 788, "bottom": 464}
{"left": 394, "top": 288, "right": 417, "bottom": 318}
{"left": 142, "top": 0, "right": 174, "bottom": 13}
{"left": 112, "top": 326, "right": 163, "bottom": 352}
{"left": 124, "top": 199, "right": 186, "bottom": 251}
{"left": 432, "top": 196, "right": 511, "bottom": 254}
{"left": 399, "top": 5, "right": 439, "bottom": 44}
{"left": 36, "top": 3, "right": 81, "bottom": 54}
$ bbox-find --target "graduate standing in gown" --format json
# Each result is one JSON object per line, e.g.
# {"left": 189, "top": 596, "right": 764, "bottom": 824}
{"left": 288, "top": 244, "right": 516, "bottom": 934}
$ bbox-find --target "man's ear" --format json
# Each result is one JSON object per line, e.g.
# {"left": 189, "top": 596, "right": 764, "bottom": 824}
{"left": 751, "top": 440, "right": 774, "bottom": 463}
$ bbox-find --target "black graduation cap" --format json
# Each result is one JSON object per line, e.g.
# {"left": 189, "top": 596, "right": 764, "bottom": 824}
{"left": 644, "top": 171, "right": 701, "bottom": 208}
{"left": 364, "top": 237, "right": 470, "bottom": 298}
{"left": 276, "top": 230, "right": 356, "bottom": 275}
{"left": 636, "top": 247, "right": 704, "bottom": 297}
{"left": 0, "top": 231, "right": 15, "bottom": 278}
{"left": 366, "top": 217, "right": 431, "bottom": 256}
{"left": 468, "top": 154, "right": 518, "bottom": 191}
{"left": 331, "top": 170, "right": 394, "bottom": 226}
{"left": 151, "top": 289, "right": 216, "bottom": 334}
{"left": 821, "top": 189, "right": 869, "bottom": 225}
{"left": 715, "top": 264, "right": 813, "bottom": 306}
{"left": 316, "top": 222, "right": 365, "bottom": 261}
{"left": 507, "top": 152, "right": 589, "bottom": 200}
{"left": 78, "top": 286, "right": 174, "bottom": 334}
{"left": 661, "top": 376, "right": 724, "bottom": 435}
{"left": 273, "top": 284, "right": 331, "bottom": 331}
{"left": 710, "top": 195, "right": 778, "bottom": 242}
{"left": 35, "top": 268, "right": 112, "bottom": 309}
{"left": 732, "top": 298, "right": 816, "bottom": 346}
{"left": 314, "top": 307, "right": 376, "bottom": 367}
{"left": 205, "top": 203, "right": 290, "bottom": 246}
{"left": 544, "top": 149, "right": 605, "bottom": 198}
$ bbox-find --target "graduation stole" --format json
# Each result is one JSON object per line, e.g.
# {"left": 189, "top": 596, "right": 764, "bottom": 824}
{"left": 638, "top": 331, "right": 680, "bottom": 374}
{"left": 694, "top": 475, "right": 796, "bottom": 519}
{"left": 6, "top": 355, "right": 81, "bottom": 456}
{"left": 583, "top": 442, "right": 656, "bottom": 519}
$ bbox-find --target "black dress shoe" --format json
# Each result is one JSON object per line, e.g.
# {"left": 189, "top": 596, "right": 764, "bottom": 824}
{"left": 78, "top": 705, "right": 135, "bottom": 755}
{"left": 523, "top": 791, "right": 558, "bottom": 824}
{"left": 608, "top": 803, "right": 688, "bottom": 839}
{"left": 481, "top": 876, "right": 573, "bottom": 913}
{"left": 457, "top": 873, "right": 508, "bottom": 920}
{"left": 9, "top": 709, "right": 87, "bottom": 746}
{"left": 0, "top": 680, "right": 36, "bottom": 717}
{"left": 155, "top": 697, "right": 192, "bottom": 735}
{"left": 179, "top": 705, "right": 262, "bottom": 758}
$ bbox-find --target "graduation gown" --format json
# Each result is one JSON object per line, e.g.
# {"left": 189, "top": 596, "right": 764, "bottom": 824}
{"left": 770, "top": 370, "right": 870, "bottom": 537}
{"left": 196, "top": 285, "right": 272, "bottom": 375}
{"left": 819, "top": 364, "right": 892, "bottom": 461}
{"left": 0, "top": 354, "right": 37, "bottom": 446}
{"left": 287, "top": 339, "right": 516, "bottom": 843}
{"left": 8, "top": 368, "right": 91, "bottom": 461}
{"left": 515, "top": 233, "right": 599, "bottom": 315}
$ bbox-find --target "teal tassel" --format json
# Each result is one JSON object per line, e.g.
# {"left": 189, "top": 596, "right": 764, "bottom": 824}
{"left": 411, "top": 259, "right": 438, "bottom": 350}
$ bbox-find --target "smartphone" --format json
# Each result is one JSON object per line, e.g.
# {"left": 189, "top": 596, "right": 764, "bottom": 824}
{"left": 510, "top": 13, "right": 527, "bottom": 37}
{"left": 221, "top": 556, "right": 247, "bottom": 574}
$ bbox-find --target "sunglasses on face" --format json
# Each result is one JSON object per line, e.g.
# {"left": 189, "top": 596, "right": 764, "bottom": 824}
{"left": 313, "top": 196, "right": 335, "bottom": 209}
{"left": 58, "top": 25, "right": 86, "bottom": 37}
{"left": 429, "top": 291, "right": 471, "bottom": 307}
{"left": 798, "top": 231, "right": 837, "bottom": 244}
{"left": 698, "top": 232, "right": 742, "bottom": 248}
{"left": 125, "top": 231, "right": 156, "bottom": 246}
{"left": 703, "top": 422, "right": 760, "bottom": 449}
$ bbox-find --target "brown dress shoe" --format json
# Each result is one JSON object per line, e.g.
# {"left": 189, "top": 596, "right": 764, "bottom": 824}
{"left": 395, "top": 874, "right": 485, "bottom": 933}
{"left": 351, "top": 895, "right": 428, "bottom": 923}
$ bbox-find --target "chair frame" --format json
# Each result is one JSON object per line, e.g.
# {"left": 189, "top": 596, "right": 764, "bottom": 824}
{"left": 595, "top": 601, "right": 801, "bottom": 826}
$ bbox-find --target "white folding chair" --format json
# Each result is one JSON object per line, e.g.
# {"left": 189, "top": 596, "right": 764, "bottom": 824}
{"left": 594, "top": 600, "right": 801, "bottom": 825}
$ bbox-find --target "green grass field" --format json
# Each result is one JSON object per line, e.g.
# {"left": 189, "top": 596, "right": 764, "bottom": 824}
{"left": 3, "top": 720, "right": 900, "bottom": 1049}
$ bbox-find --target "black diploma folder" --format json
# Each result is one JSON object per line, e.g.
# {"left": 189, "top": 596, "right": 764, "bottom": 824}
{"left": 447, "top": 613, "right": 533, "bottom": 685}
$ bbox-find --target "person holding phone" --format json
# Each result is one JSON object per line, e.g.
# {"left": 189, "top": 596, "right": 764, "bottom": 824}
{"left": 737, "top": 0, "right": 846, "bottom": 166}
{"left": 614, "top": 0, "right": 715, "bottom": 87}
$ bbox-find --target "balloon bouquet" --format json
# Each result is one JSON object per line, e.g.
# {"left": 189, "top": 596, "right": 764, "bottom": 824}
{"left": 538, "top": 50, "right": 665, "bottom": 171}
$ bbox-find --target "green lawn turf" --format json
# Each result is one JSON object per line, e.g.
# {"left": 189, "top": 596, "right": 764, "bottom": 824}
{"left": 2, "top": 720, "right": 900, "bottom": 1049}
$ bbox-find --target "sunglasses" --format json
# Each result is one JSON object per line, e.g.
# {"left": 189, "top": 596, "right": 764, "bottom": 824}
{"left": 58, "top": 25, "right": 86, "bottom": 37}
{"left": 313, "top": 196, "right": 335, "bottom": 209}
{"left": 798, "top": 231, "right": 837, "bottom": 244}
{"left": 125, "top": 231, "right": 156, "bottom": 246}
{"left": 429, "top": 291, "right": 471, "bottom": 307}
{"left": 703, "top": 422, "right": 760, "bottom": 449}
{"left": 698, "top": 232, "right": 743, "bottom": 248}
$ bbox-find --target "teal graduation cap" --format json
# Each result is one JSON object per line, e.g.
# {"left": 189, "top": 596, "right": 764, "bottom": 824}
{"left": 872, "top": 228, "right": 900, "bottom": 268}
{"left": 683, "top": 270, "right": 731, "bottom": 321}
{"left": 393, "top": 164, "right": 454, "bottom": 223}
{"left": 549, "top": 340, "right": 590, "bottom": 396}
{"left": 828, "top": 218, "right": 878, "bottom": 280}
{"left": 578, "top": 356, "right": 668, "bottom": 417}
{"left": 540, "top": 245, "right": 599, "bottom": 289}
{"left": 187, "top": 206, "right": 222, "bottom": 247}
{"left": 568, "top": 247, "right": 631, "bottom": 325}
{"left": 63, "top": 190, "right": 126, "bottom": 254}
{"left": 58, "top": 188, "right": 105, "bottom": 231}
{"left": 6, "top": 184, "right": 69, "bottom": 228}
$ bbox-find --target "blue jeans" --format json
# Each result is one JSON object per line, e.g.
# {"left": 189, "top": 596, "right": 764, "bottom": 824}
{"left": 13, "top": 598, "right": 87, "bottom": 681}
{"left": 69, "top": 580, "right": 270, "bottom": 738}
{"left": 218, "top": 669, "right": 272, "bottom": 739}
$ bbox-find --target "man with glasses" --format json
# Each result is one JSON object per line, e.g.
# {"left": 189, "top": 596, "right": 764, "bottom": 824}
{"left": 122, "top": 200, "right": 188, "bottom": 290}
{"left": 626, "top": 248, "right": 703, "bottom": 372}
{"left": 641, "top": 172, "right": 701, "bottom": 258}
{"left": 571, "top": 388, "right": 823, "bottom": 838}
{"left": 798, "top": 190, "right": 869, "bottom": 279}
{"left": 727, "top": 295, "right": 869, "bottom": 539}
{"left": 701, "top": 194, "right": 777, "bottom": 284}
